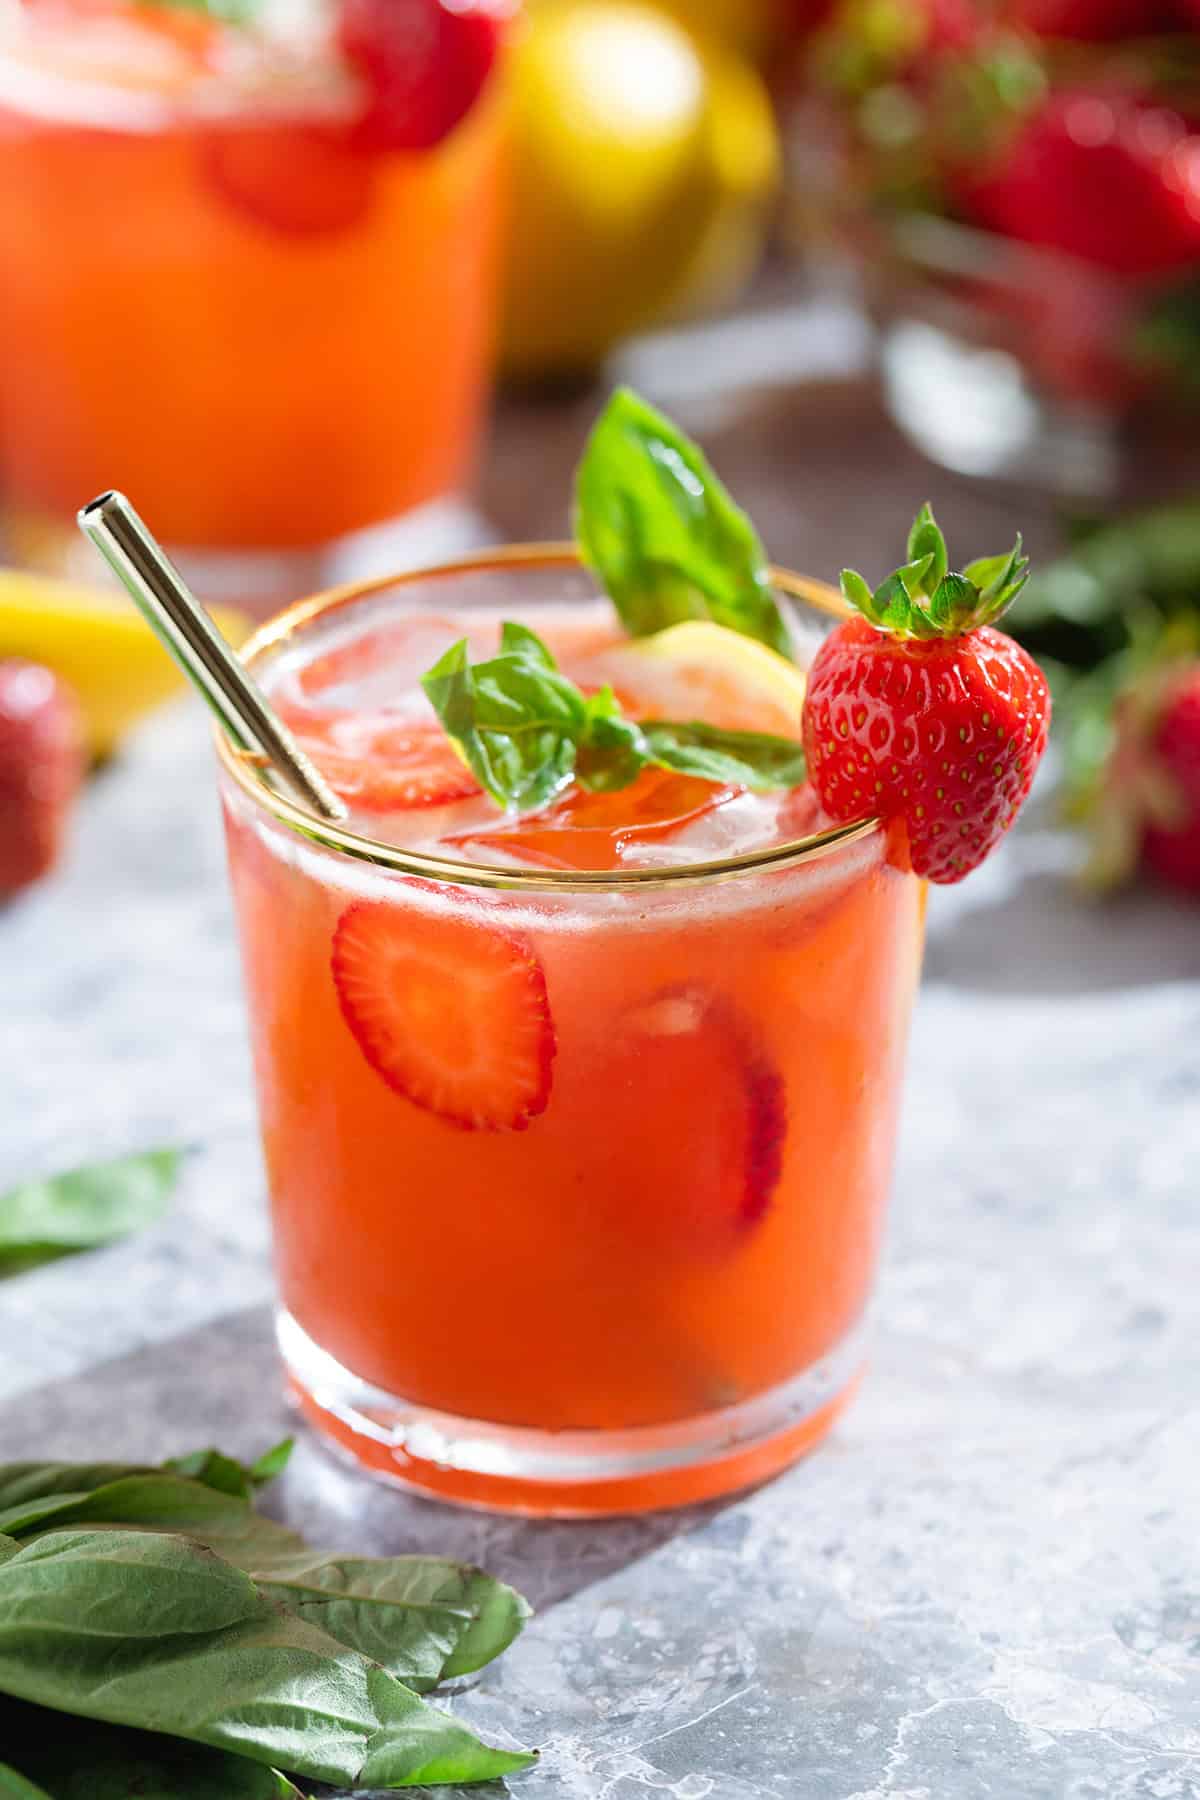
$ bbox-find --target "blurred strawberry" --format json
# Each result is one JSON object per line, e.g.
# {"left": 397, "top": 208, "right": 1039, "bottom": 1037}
{"left": 202, "top": 125, "right": 376, "bottom": 237}
{"left": 338, "top": 0, "right": 509, "bottom": 151}
{"left": 1002, "top": 0, "right": 1177, "bottom": 39}
{"left": 0, "top": 660, "right": 84, "bottom": 898}
{"left": 1087, "top": 644, "right": 1200, "bottom": 896}
{"left": 959, "top": 91, "right": 1200, "bottom": 276}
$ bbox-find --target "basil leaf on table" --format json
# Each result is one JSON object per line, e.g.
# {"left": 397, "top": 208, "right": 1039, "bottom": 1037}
{"left": 165, "top": 1437, "right": 295, "bottom": 1499}
{"left": 0, "top": 1765, "right": 51, "bottom": 1800}
{"left": 0, "top": 1700, "right": 301, "bottom": 1800}
{"left": 0, "top": 1473, "right": 310, "bottom": 1562}
{"left": 0, "top": 1439, "right": 292, "bottom": 1518}
{"left": 0, "top": 1150, "right": 182, "bottom": 1271}
{"left": 575, "top": 386, "right": 794, "bottom": 658}
{"left": 0, "top": 1465, "right": 532, "bottom": 1692}
{"left": 423, "top": 623, "right": 805, "bottom": 812}
{"left": 0, "top": 1530, "right": 536, "bottom": 1789}
{"left": 254, "top": 1554, "right": 532, "bottom": 1691}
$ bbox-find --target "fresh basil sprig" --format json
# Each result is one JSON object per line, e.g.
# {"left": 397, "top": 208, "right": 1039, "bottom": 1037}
{"left": 575, "top": 386, "right": 794, "bottom": 659}
{"left": 0, "top": 1530, "right": 534, "bottom": 1789}
{"left": 422, "top": 622, "right": 806, "bottom": 813}
{"left": 0, "top": 1459, "right": 530, "bottom": 1693}
{"left": 0, "top": 1149, "right": 182, "bottom": 1274}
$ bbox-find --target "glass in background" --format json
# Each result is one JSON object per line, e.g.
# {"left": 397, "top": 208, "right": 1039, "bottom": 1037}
{"left": 0, "top": 0, "right": 511, "bottom": 612}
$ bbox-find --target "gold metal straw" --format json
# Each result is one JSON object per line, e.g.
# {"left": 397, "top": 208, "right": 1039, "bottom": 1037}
{"left": 77, "top": 490, "right": 346, "bottom": 821}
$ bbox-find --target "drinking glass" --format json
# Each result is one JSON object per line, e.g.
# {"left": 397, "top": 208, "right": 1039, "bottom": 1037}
{"left": 217, "top": 548, "right": 924, "bottom": 1515}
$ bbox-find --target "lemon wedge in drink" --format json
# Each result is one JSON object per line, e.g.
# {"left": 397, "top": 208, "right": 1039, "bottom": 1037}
{"left": 580, "top": 620, "right": 807, "bottom": 737}
{"left": 0, "top": 568, "right": 249, "bottom": 757}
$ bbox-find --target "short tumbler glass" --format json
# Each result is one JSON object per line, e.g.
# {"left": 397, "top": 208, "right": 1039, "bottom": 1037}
{"left": 217, "top": 548, "right": 924, "bottom": 1515}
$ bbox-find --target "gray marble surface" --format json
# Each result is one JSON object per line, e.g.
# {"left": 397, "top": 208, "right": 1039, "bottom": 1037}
{"left": 2, "top": 360, "right": 1200, "bottom": 1795}
{"left": 2, "top": 688, "right": 1198, "bottom": 1800}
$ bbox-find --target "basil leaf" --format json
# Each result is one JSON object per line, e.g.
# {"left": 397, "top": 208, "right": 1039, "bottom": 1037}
{"left": 0, "top": 1150, "right": 181, "bottom": 1271}
{"left": 165, "top": 1439, "right": 294, "bottom": 1500}
{"left": 0, "top": 1473, "right": 309, "bottom": 1566}
{"left": 1, "top": 1700, "right": 301, "bottom": 1800}
{"left": 422, "top": 638, "right": 582, "bottom": 812}
{"left": 575, "top": 387, "right": 793, "bottom": 658}
{"left": 0, "top": 1465, "right": 156, "bottom": 1512}
{"left": 255, "top": 1554, "right": 531, "bottom": 1692}
{"left": 1, "top": 1471, "right": 531, "bottom": 1694}
{"left": 0, "top": 1767, "right": 51, "bottom": 1800}
{"left": 0, "top": 1531, "right": 535, "bottom": 1789}
{"left": 424, "top": 624, "right": 806, "bottom": 812}
{"left": 0, "top": 1442, "right": 291, "bottom": 1518}
{"left": 642, "top": 722, "right": 808, "bottom": 792}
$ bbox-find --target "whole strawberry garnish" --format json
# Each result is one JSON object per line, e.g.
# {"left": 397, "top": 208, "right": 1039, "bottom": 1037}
{"left": 338, "top": 0, "right": 509, "bottom": 152}
{"left": 0, "top": 659, "right": 85, "bottom": 898}
{"left": 959, "top": 91, "right": 1200, "bottom": 276}
{"left": 803, "top": 508, "right": 1051, "bottom": 884}
{"left": 1085, "top": 642, "right": 1200, "bottom": 896}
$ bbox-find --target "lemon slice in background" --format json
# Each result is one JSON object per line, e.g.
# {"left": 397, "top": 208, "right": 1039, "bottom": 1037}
{"left": 502, "top": 2, "right": 780, "bottom": 377}
{"left": 0, "top": 569, "right": 249, "bottom": 758}
{"left": 576, "top": 620, "right": 807, "bottom": 737}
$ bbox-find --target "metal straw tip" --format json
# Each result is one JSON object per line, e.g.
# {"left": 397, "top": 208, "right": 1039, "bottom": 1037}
{"left": 77, "top": 490, "right": 121, "bottom": 527}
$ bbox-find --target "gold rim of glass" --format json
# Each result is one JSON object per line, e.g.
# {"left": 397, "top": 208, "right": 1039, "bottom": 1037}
{"left": 216, "top": 542, "right": 881, "bottom": 894}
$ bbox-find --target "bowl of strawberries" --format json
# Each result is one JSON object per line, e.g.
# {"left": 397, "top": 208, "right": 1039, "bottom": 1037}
{"left": 792, "top": 0, "right": 1200, "bottom": 497}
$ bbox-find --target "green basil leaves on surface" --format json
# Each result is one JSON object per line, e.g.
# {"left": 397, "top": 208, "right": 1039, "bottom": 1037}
{"left": 423, "top": 621, "right": 805, "bottom": 812}
{"left": 0, "top": 1767, "right": 52, "bottom": 1800}
{"left": 0, "top": 1530, "right": 535, "bottom": 1790}
{"left": 164, "top": 1438, "right": 295, "bottom": 1499}
{"left": 0, "top": 1150, "right": 182, "bottom": 1272}
{"left": 575, "top": 386, "right": 793, "bottom": 658}
{"left": 0, "top": 1701, "right": 302, "bottom": 1800}
{"left": 0, "top": 1449, "right": 534, "bottom": 1787}
{"left": 254, "top": 1554, "right": 532, "bottom": 1691}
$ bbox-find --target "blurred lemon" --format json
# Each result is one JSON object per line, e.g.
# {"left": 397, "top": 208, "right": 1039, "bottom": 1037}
{"left": 0, "top": 568, "right": 249, "bottom": 757}
{"left": 501, "top": 2, "right": 781, "bottom": 377}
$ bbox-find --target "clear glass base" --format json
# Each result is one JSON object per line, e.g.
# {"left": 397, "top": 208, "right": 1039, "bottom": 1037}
{"left": 278, "top": 1309, "right": 869, "bottom": 1518}
{"left": 2, "top": 497, "right": 492, "bottom": 619}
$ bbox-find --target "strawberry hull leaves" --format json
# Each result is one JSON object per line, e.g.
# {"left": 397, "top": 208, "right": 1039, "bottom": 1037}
{"left": 0, "top": 1530, "right": 535, "bottom": 1789}
{"left": 422, "top": 622, "right": 806, "bottom": 812}
{"left": 839, "top": 505, "right": 1029, "bottom": 641}
{"left": 575, "top": 387, "right": 794, "bottom": 658}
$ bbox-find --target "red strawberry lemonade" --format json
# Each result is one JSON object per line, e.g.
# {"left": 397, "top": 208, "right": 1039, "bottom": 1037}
{"left": 209, "top": 392, "right": 1048, "bottom": 1514}
{"left": 218, "top": 552, "right": 925, "bottom": 1514}
{"left": 0, "top": 0, "right": 508, "bottom": 605}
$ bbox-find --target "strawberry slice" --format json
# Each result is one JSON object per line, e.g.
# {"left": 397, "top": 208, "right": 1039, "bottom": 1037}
{"left": 201, "top": 124, "right": 376, "bottom": 238}
{"left": 332, "top": 893, "right": 555, "bottom": 1130}
{"left": 447, "top": 767, "right": 739, "bottom": 871}
{"left": 338, "top": 0, "right": 509, "bottom": 152}
{"left": 281, "top": 706, "right": 481, "bottom": 811}
{"left": 295, "top": 617, "right": 461, "bottom": 701}
{"left": 591, "top": 985, "right": 786, "bottom": 1251}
